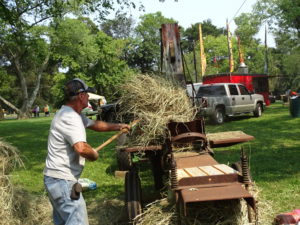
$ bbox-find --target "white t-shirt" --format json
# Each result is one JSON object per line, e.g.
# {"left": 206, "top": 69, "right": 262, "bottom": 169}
{"left": 43, "top": 105, "right": 95, "bottom": 181}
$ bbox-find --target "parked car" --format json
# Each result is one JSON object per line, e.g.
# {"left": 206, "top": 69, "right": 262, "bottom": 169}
{"left": 186, "top": 82, "right": 203, "bottom": 97}
{"left": 194, "top": 83, "right": 265, "bottom": 124}
{"left": 81, "top": 93, "right": 107, "bottom": 117}
{"left": 269, "top": 95, "right": 276, "bottom": 104}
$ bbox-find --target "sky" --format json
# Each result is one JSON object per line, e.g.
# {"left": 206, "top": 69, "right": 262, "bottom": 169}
{"left": 123, "top": 0, "right": 275, "bottom": 47}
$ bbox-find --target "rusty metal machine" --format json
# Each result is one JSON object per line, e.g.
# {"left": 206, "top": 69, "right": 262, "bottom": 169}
{"left": 121, "top": 119, "right": 257, "bottom": 224}
{"left": 118, "top": 24, "right": 258, "bottom": 224}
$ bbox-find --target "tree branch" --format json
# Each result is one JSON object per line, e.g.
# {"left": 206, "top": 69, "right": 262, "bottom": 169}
{"left": 0, "top": 95, "right": 20, "bottom": 114}
{"left": 28, "top": 16, "right": 52, "bottom": 28}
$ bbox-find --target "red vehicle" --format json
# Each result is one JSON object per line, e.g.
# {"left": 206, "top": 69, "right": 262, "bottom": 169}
{"left": 202, "top": 73, "right": 270, "bottom": 106}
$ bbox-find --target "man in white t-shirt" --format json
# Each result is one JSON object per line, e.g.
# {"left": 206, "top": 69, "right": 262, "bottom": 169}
{"left": 43, "top": 78, "right": 130, "bottom": 225}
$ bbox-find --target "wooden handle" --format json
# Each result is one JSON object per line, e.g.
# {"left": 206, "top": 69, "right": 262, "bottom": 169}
{"left": 94, "top": 119, "right": 140, "bottom": 152}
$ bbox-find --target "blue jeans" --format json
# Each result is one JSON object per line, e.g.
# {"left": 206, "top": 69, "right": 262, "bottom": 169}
{"left": 44, "top": 176, "right": 89, "bottom": 225}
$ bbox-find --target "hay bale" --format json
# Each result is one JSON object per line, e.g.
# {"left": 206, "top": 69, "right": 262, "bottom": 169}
{"left": 0, "top": 175, "right": 18, "bottom": 225}
{"left": 249, "top": 183, "right": 275, "bottom": 225}
{"left": 11, "top": 190, "right": 52, "bottom": 225}
{"left": 0, "top": 139, "right": 52, "bottom": 225}
{"left": 135, "top": 198, "right": 245, "bottom": 225}
{"left": 134, "top": 184, "right": 274, "bottom": 225}
{"left": 118, "top": 74, "right": 197, "bottom": 146}
{"left": 0, "top": 139, "right": 24, "bottom": 224}
{"left": 87, "top": 199, "right": 127, "bottom": 225}
{"left": 134, "top": 199, "right": 176, "bottom": 225}
{"left": 0, "top": 139, "right": 23, "bottom": 174}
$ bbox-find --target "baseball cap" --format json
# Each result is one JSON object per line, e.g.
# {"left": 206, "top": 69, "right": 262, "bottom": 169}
{"left": 64, "top": 78, "right": 95, "bottom": 97}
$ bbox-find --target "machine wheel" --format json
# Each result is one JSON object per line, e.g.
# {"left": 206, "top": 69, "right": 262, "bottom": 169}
{"left": 212, "top": 107, "right": 225, "bottom": 124}
{"left": 253, "top": 103, "right": 262, "bottom": 117}
{"left": 125, "top": 171, "right": 142, "bottom": 224}
{"left": 116, "top": 133, "right": 132, "bottom": 171}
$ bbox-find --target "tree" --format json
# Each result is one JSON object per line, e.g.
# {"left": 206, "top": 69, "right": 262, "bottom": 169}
{"left": 88, "top": 32, "right": 132, "bottom": 101}
{"left": 0, "top": 0, "right": 137, "bottom": 119}
{"left": 0, "top": 22, "right": 51, "bottom": 118}
{"left": 253, "top": 0, "right": 300, "bottom": 91}
{"left": 132, "top": 12, "right": 176, "bottom": 73}
{"left": 50, "top": 18, "right": 132, "bottom": 104}
{"left": 181, "top": 19, "right": 225, "bottom": 52}
{"left": 101, "top": 13, "right": 136, "bottom": 39}
{"left": 234, "top": 13, "right": 260, "bottom": 46}
{"left": 184, "top": 35, "right": 236, "bottom": 80}
{"left": 253, "top": 0, "right": 300, "bottom": 48}
{"left": 254, "top": 0, "right": 300, "bottom": 34}
{"left": 52, "top": 18, "right": 99, "bottom": 74}
{"left": 0, "top": 67, "right": 16, "bottom": 115}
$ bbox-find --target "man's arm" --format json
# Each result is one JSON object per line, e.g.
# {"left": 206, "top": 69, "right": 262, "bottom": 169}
{"left": 87, "top": 120, "right": 130, "bottom": 132}
{"left": 73, "top": 142, "right": 98, "bottom": 161}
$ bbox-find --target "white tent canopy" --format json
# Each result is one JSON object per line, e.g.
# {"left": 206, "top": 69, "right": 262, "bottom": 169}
{"left": 88, "top": 92, "right": 105, "bottom": 101}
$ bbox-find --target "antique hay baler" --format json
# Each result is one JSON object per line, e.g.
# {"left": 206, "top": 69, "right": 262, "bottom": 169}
{"left": 120, "top": 118, "right": 257, "bottom": 224}
{"left": 116, "top": 23, "right": 257, "bottom": 224}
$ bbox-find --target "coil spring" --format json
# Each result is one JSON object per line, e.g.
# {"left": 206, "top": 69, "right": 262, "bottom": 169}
{"left": 241, "top": 147, "right": 251, "bottom": 184}
{"left": 170, "top": 153, "right": 178, "bottom": 189}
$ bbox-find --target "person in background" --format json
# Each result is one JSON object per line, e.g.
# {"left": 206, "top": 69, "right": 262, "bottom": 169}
{"left": 35, "top": 105, "right": 40, "bottom": 117}
{"left": 99, "top": 97, "right": 107, "bottom": 106}
{"left": 32, "top": 107, "right": 36, "bottom": 117}
{"left": 44, "top": 104, "right": 50, "bottom": 117}
{"left": 43, "top": 78, "right": 130, "bottom": 225}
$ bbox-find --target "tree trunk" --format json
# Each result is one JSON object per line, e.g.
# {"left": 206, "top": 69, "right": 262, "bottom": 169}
{"left": 10, "top": 51, "right": 30, "bottom": 118}
{"left": 11, "top": 50, "right": 50, "bottom": 119}
{"left": 26, "top": 53, "right": 50, "bottom": 112}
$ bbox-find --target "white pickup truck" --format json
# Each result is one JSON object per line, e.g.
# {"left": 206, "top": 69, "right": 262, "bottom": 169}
{"left": 195, "top": 83, "right": 265, "bottom": 124}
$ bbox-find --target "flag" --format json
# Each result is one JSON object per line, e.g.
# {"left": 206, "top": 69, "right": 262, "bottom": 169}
{"left": 226, "top": 20, "right": 234, "bottom": 73}
{"left": 264, "top": 25, "right": 269, "bottom": 74}
{"left": 237, "top": 36, "right": 245, "bottom": 66}
{"left": 198, "top": 23, "right": 206, "bottom": 76}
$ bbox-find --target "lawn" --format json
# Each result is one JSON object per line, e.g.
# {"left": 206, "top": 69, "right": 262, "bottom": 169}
{"left": 1, "top": 102, "right": 300, "bottom": 220}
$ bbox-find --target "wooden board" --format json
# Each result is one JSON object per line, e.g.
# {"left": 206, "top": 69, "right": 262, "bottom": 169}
{"left": 177, "top": 169, "right": 190, "bottom": 180}
{"left": 206, "top": 131, "right": 254, "bottom": 148}
{"left": 199, "top": 165, "right": 224, "bottom": 175}
{"left": 213, "top": 164, "right": 239, "bottom": 174}
{"left": 176, "top": 164, "right": 239, "bottom": 181}
{"left": 184, "top": 167, "right": 207, "bottom": 177}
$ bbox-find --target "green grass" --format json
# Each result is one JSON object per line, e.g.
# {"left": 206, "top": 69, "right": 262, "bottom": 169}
{"left": 1, "top": 102, "right": 300, "bottom": 215}
{"left": 206, "top": 103, "right": 300, "bottom": 213}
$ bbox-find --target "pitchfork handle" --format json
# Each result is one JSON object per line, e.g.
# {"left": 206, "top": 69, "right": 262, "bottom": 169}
{"left": 94, "top": 119, "right": 140, "bottom": 152}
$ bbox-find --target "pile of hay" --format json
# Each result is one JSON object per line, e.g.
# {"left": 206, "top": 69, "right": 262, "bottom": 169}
{"left": 134, "top": 199, "right": 176, "bottom": 225}
{"left": 87, "top": 199, "right": 127, "bottom": 225}
{"left": 0, "top": 139, "right": 23, "bottom": 174}
{"left": 134, "top": 184, "right": 274, "bottom": 225}
{"left": 0, "top": 139, "right": 52, "bottom": 225}
{"left": 118, "top": 74, "right": 197, "bottom": 146}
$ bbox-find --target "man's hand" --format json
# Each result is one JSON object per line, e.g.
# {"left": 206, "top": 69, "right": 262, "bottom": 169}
{"left": 118, "top": 123, "right": 131, "bottom": 133}
{"left": 73, "top": 142, "right": 99, "bottom": 161}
